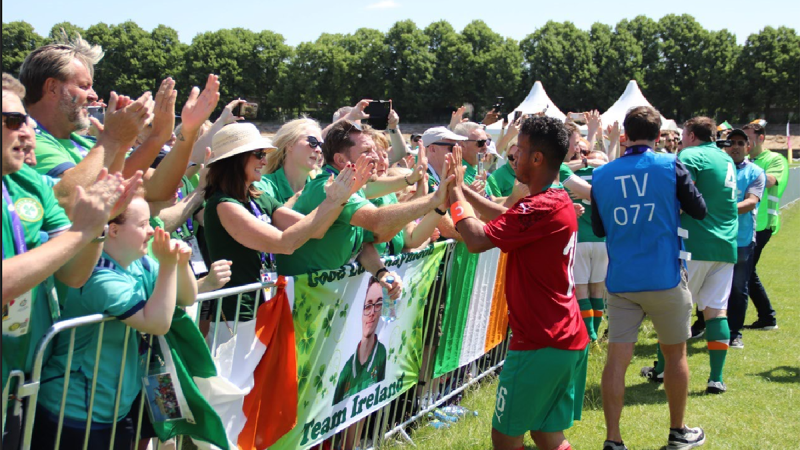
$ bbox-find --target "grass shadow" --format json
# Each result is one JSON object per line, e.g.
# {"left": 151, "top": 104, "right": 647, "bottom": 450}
{"left": 750, "top": 366, "right": 800, "bottom": 383}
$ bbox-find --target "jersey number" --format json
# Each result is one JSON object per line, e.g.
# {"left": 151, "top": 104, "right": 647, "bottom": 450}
{"left": 725, "top": 162, "right": 737, "bottom": 200}
{"left": 496, "top": 386, "right": 508, "bottom": 413}
{"left": 563, "top": 231, "right": 577, "bottom": 297}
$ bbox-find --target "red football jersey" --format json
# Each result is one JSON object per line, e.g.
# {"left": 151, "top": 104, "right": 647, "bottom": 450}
{"left": 484, "top": 187, "right": 589, "bottom": 351}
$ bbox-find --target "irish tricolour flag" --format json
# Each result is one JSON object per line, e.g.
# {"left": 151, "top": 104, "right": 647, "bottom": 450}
{"left": 434, "top": 244, "right": 509, "bottom": 377}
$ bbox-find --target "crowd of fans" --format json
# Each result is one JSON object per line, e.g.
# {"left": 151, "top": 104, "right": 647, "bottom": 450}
{"left": 1, "top": 31, "right": 792, "bottom": 450}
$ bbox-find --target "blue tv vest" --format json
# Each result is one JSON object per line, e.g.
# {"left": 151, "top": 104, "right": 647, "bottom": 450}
{"left": 734, "top": 160, "right": 764, "bottom": 247}
{"left": 593, "top": 150, "right": 688, "bottom": 293}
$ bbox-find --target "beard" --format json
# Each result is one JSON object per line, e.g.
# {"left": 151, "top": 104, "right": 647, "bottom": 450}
{"left": 59, "top": 90, "right": 89, "bottom": 131}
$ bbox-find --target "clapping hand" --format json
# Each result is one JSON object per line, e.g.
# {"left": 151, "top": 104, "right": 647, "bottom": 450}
{"left": 149, "top": 78, "right": 178, "bottom": 146}
{"left": 151, "top": 228, "right": 184, "bottom": 265}
{"left": 99, "top": 91, "right": 153, "bottom": 150}
{"left": 180, "top": 74, "right": 221, "bottom": 133}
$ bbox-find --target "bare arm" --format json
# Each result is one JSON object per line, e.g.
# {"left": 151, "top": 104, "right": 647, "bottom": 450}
{"left": 356, "top": 243, "right": 402, "bottom": 299}
{"left": 738, "top": 193, "right": 760, "bottom": 214}
{"left": 122, "top": 78, "right": 177, "bottom": 178}
{"left": 175, "top": 246, "right": 198, "bottom": 306}
{"left": 157, "top": 189, "right": 205, "bottom": 233}
{"left": 403, "top": 210, "right": 442, "bottom": 249}
{"left": 386, "top": 110, "right": 409, "bottom": 164}
{"left": 449, "top": 186, "right": 496, "bottom": 254}
{"left": 461, "top": 184, "right": 508, "bottom": 222}
{"left": 563, "top": 176, "right": 591, "bottom": 200}
{"left": 351, "top": 194, "right": 439, "bottom": 238}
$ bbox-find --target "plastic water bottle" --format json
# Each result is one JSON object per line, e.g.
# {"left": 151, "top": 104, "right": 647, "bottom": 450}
{"left": 381, "top": 276, "right": 397, "bottom": 323}
{"left": 477, "top": 153, "right": 485, "bottom": 178}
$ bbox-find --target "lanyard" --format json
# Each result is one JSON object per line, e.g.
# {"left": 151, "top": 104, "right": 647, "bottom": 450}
{"left": 2, "top": 181, "right": 28, "bottom": 260}
{"left": 36, "top": 122, "right": 89, "bottom": 158}
{"left": 623, "top": 145, "right": 652, "bottom": 157}
{"left": 249, "top": 199, "right": 274, "bottom": 270}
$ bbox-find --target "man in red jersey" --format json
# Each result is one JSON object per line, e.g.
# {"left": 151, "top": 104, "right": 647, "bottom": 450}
{"left": 445, "top": 116, "right": 589, "bottom": 450}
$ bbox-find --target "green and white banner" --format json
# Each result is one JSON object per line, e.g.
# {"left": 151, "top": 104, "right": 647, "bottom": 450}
{"left": 272, "top": 242, "right": 446, "bottom": 450}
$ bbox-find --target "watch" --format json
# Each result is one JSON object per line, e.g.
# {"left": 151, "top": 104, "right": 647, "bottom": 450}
{"left": 387, "top": 128, "right": 396, "bottom": 134}
{"left": 434, "top": 207, "right": 447, "bottom": 216}
{"left": 582, "top": 157, "right": 589, "bottom": 168}
{"left": 92, "top": 224, "right": 109, "bottom": 243}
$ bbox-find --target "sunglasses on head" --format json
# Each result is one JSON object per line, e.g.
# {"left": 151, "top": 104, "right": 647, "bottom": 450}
{"left": 307, "top": 136, "right": 324, "bottom": 149}
{"left": 2, "top": 112, "right": 30, "bottom": 131}
{"left": 252, "top": 149, "right": 268, "bottom": 160}
{"left": 465, "top": 138, "right": 492, "bottom": 147}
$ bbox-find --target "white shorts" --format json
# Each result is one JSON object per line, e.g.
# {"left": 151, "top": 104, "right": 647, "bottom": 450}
{"left": 574, "top": 242, "right": 608, "bottom": 284}
{"left": 686, "top": 260, "right": 734, "bottom": 311}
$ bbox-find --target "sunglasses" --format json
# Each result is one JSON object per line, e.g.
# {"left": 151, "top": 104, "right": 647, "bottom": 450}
{"left": 432, "top": 141, "right": 456, "bottom": 149}
{"left": 2, "top": 112, "right": 31, "bottom": 131}
{"left": 507, "top": 154, "right": 516, "bottom": 162}
{"left": 252, "top": 149, "right": 268, "bottom": 160}
{"left": 307, "top": 136, "right": 324, "bottom": 149}
{"left": 465, "top": 138, "right": 492, "bottom": 147}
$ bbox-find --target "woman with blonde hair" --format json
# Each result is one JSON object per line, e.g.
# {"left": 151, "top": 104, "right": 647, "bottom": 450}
{"left": 256, "top": 117, "right": 324, "bottom": 205}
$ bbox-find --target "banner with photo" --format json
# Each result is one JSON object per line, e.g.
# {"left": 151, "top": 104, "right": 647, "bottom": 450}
{"left": 271, "top": 242, "right": 447, "bottom": 450}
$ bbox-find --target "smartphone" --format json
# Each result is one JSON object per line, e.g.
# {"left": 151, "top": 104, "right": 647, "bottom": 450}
{"left": 568, "top": 112, "right": 584, "bottom": 121}
{"left": 87, "top": 106, "right": 105, "bottom": 124}
{"left": 513, "top": 110, "right": 522, "bottom": 122}
{"left": 233, "top": 102, "right": 259, "bottom": 120}
{"left": 364, "top": 100, "right": 391, "bottom": 130}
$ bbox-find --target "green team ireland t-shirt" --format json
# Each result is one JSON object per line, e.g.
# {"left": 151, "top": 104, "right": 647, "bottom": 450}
{"left": 2, "top": 165, "right": 71, "bottom": 388}
{"left": 571, "top": 166, "right": 604, "bottom": 243}
{"left": 332, "top": 337, "right": 387, "bottom": 405}
{"left": 364, "top": 193, "right": 405, "bottom": 256}
{"left": 254, "top": 167, "right": 310, "bottom": 206}
{"left": 678, "top": 142, "right": 738, "bottom": 263}
{"left": 276, "top": 165, "right": 370, "bottom": 276}
{"left": 203, "top": 191, "right": 283, "bottom": 321}
{"left": 33, "top": 123, "right": 96, "bottom": 178}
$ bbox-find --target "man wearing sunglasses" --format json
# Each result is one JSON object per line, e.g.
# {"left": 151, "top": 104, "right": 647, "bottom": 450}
{"left": 716, "top": 129, "right": 764, "bottom": 349}
{"left": 659, "top": 131, "right": 679, "bottom": 153}
{"left": 453, "top": 122, "right": 491, "bottom": 185}
{"left": 2, "top": 73, "right": 138, "bottom": 444}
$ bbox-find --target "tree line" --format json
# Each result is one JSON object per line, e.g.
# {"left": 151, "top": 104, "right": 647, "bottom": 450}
{"left": 3, "top": 15, "right": 799, "bottom": 124}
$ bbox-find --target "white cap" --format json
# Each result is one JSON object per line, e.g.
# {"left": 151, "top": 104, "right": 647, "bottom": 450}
{"left": 420, "top": 126, "right": 467, "bottom": 147}
{"left": 485, "top": 141, "right": 503, "bottom": 159}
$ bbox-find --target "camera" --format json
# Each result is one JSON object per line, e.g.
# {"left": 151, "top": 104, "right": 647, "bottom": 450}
{"left": 716, "top": 139, "right": 732, "bottom": 149}
{"left": 233, "top": 101, "right": 259, "bottom": 120}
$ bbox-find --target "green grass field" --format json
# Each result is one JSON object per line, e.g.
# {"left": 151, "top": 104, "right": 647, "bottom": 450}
{"left": 385, "top": 204, "right": 800, "bottom": 450}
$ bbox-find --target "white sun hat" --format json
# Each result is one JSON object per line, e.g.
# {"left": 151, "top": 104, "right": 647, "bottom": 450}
{"left": 207, "top": 123, "right": 277, "bottom": 165}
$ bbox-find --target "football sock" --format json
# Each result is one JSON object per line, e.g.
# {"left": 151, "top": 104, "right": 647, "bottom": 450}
{"left": 590, "top": 297, "right": 605, "bottom": 336}
{"left": 578, "top": 298, "right": 597, "bottom": 341}
{"left": 706, "top": 317, "right": 730, "bottom": 382}
{"left": 655, "top": 343, "right": 665, "bottom": 374}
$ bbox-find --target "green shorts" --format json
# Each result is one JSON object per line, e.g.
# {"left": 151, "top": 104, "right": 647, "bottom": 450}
{"left": 492, "top": 346, "right": 588, "bottom": 436}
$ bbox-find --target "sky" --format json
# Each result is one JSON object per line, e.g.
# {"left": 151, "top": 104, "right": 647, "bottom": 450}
{"left": 3, "top": 0, "right": 799, "bottom": 46}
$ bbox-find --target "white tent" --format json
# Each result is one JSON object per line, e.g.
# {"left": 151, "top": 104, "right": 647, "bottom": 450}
{"left": 486, "top": 81, "right": 566, "bottom": 140}
{"left": 601, "top": 80, "right": 674, "bottom": 131}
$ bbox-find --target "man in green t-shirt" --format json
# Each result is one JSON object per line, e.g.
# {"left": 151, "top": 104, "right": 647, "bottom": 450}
{"left": 742, "top": 123, "right": 789, "bottom": 330}
{"left": 276, "top": 121, "right": 451, "bottom": 280}
{"left": 2, "top": 73, "right": 133, "bottom": 439}
{"left": 674, "top": 117, "right": 738, "bottom": 395}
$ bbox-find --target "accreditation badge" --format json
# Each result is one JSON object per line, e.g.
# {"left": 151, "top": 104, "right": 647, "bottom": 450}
{"left": 186, "top": 236, "right": 208, "bottom": 276}
{"left": 2, "top": 291, "right": 33, "bottom": 337}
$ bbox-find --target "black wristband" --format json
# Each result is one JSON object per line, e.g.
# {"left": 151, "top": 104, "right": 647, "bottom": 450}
{"left": 434, "top": 207, "right": 447, "bottom": 216}
{"left": 375, "top": 267, "right": 389, "bottom": 279}
{"left": 404, "top": 175, "right": 415, "bottom": 186}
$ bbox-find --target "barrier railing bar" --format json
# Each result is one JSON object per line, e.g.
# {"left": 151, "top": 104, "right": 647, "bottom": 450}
{"left": 83, "top": 321, "right": 106, "bottom": 450}
{"left": 108, "top": 326, "right": 132, "bottom": 449}
{"left": 52, "top": 328, "right": 75, "bottom": 450}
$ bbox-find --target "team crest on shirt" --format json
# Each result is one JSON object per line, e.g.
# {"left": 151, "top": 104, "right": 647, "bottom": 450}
{"left": 14, "top": 198, "right": 43, "bottom": 222}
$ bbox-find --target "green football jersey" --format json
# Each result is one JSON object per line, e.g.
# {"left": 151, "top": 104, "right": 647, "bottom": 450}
{"left": 332, "top": 337, "right": 387, "bottom": 406}
{"left": 571, "top": 166, "right": 604, "bottom": 243}
{"left": 750, "top": 149, "right": 789, "bottom": 234}
{"left": 678, "top": 142, "right": 738, "bottom": 263}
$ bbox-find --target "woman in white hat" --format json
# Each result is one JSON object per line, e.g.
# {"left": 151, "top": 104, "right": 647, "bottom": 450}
{"left": 202, "top": 123, "right": 372, "bottom": 333}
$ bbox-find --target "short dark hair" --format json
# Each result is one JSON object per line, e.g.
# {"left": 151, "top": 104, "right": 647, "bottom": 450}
{"left": 742, "top": 123, "right": 766, "bottom": 137}
{"left": 322, "top": 121, "right": 361, "bottom": 166}
{"left": 683, "top": 117, "right": 716, "bottom": 143}
{"left": 563, "top": 121, "right": 579, "bottom": 136}
{"left": 624, "top": 106, "right": 662, "bottom": 141}
{"left": 519, "top": 117, "right": 569, "bottom": 171}
{"left": 204, "top": 152, "right": 263, "bottom": 203}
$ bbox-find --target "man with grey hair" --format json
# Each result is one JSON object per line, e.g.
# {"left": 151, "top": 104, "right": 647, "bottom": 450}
{"left": 19, "top": 31, "right": 106, "bottom": 178}
{"left": 453, "top": 121, "right": 490, "bottom": 185}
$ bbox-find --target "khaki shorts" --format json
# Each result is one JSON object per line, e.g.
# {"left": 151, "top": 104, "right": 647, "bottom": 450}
{"left": 606, "top": 270, "right": 692, "bottom": 345}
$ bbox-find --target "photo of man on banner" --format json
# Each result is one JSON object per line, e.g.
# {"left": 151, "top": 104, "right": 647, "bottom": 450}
{"left": 333, "top": 277, "right": 388, "bottom": 406}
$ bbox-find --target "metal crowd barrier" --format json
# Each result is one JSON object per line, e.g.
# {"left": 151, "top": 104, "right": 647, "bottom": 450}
{"left": 3, "top": 239, "right": 511, "bottom": 450}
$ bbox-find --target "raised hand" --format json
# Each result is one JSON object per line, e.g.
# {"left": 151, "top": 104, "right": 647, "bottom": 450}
{"left": 68, "top": 169, "right": 127, "bottom": 237}
{"left": 110, "top": 170, "right": 144, "bottom": 219}
{"left": 449, "top": 105, "right": 466, "bottom": 130}
{"left": 450, "top": 145, "right": 466, "bottom": 188}
{"left": 387, "top": 108, "right": 400, "bottom": 130}
{"left": 101, "top": 91, "right": 153, "bottom": 150}
{"left": 573, "top": 203, "right": 585, "bottom": 218}
{"left": 149, "top": 78, "right": 178, "bottom": 146}
{"left": 468, "top": 177, "right": 486, "bottom": 195}
{"left": 345, "top": 99, "right": 371, "bottom": 122}
{"left": 218, "top": 99, "right": 246, "bottom": 126}
{"left": 584, "top": 109, "right": 602, "bottom": 139}
{"left": 352, "top": 154, "right": 375, "bottom": 193}
{"left": 204, "top": 260, "right": 233, "bottom": 291}
{"left": 324, "top": 163, "right": 357, "bottom": 205}
{"left": 151, "top": 228, "right": 182, "bottom": 265}
{"left": 407, "top": 144, "right": 427, "bottom": 184}
{"left": 180, "top": 74, "right": 221, "bottom": 133}
{"left": 175, "top": 240, "right": 193, "bottom": 266}
{"left": 378, "top": 270, "right": 403, "bottom": 300}
{"left": 195, "top": 147, "right": 213, "bottom": 192}
{"left": 482, "top": 108, "right": 501, "bottom": 126}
